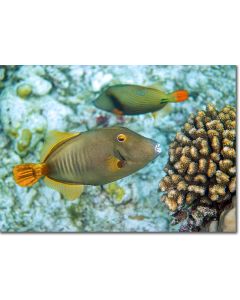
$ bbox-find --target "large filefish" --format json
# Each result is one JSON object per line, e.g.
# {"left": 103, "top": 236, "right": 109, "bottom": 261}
{"left": 13, "top": 127, "right": 161, "bottom": 200}
{"left": 93, "top": 84, "right": 189, "bottom": 115}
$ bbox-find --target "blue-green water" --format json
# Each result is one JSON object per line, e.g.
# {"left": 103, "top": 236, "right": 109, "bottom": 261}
{"left": 0, "top": 65, "right": 236, "bottom": 232}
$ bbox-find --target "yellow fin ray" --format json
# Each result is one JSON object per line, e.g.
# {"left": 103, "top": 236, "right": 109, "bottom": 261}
{"left": 40, "top": 130, "right": 80, "bottom": 162}
{"left": 44, "top": 177, "right": 84, "bottom": 200}
{"left": 151, "top": 103, "right": 173, "bottom": 119}
{"left": 13, "top": 163, "right": 48, "bottom": 187}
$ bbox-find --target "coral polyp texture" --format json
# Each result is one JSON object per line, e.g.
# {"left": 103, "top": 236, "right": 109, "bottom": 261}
{"left": 159, "top": 104, "right": 236, "bottom": 232}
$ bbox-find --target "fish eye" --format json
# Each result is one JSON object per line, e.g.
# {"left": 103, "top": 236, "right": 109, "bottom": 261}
{"left": 117, "top": 133, "right": 127, "bottom": 142}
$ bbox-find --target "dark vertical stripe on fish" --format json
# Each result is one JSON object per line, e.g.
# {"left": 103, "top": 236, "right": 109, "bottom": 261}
{"left": 84, "top": 146, "right": 91, "bottom": 173}
{"left": 106, "top": 91, "right": 125, "bottom": 112}
{"left": 72, "top": 148, "right": 80, "bottom": 176}
{"left": 68, "top": 150, "right": 75, "bottom": 176}
{"left": 75, "top": 150, "right": 82, "bottom": 175}
{"left": 54, "top": 157, "right": 62, "bottom": 175}
{"left": 76, "top": 147, "right": 85, "bottom": 176}
{"left": 58, "top": 158, "right": 63, "bottom": 175}
{"left": 82, "top": 147, "right": 88, "bottom": 174}
{"left": 62, "top": 154, "right": 68, "bottom": 175}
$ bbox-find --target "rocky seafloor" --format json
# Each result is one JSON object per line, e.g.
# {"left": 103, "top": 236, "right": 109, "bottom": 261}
{"left": 0, "top": 65, "right": 236, "bottom": 232}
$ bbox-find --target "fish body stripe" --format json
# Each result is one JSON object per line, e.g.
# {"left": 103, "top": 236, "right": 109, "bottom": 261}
{"left": 69, "top": 150, "right": 76, "bottom": 175}
{"left": 77, "top": 147, "right": 85, "bottom": 175}
{"left": 47, "top": 144, "right": 85, "bottom": 180}
{"left": 62, "top": 154, "right": 69, "bottom": 174}
{"left": 75, "top": 150, "right": 82, "bottom": 175}
{"left": 72, "top": 149, "right": 80, "bottom": 175}
{"left": 43, "top": 126, "right": 160, "bottom": 186}
{"left": 66, "top": 147, "right": 84, "bottom": 177}
{"left": 55, "top": 156, "right": 62, "bottom": 174}
{"left": 108, "top": 86, "right": 165, "bottom": 114}
{"left": 78, "top": 147, "right": 85, "bottom": 175}
{"left": 57, "top": 152, "right": 69, "bottom": 176}
{"left": 70, "top": 144, "right": 89, "bottom": 177}
{"left": 83, "top": 146, "right": 90, "bottom": 173}
{"left": 106, "top": 91, "right": 125, "bottom": 112}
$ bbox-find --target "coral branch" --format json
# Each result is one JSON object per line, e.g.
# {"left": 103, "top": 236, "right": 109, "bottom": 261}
{"left": 159, "top": 104, "right": 236, "bottom": 231}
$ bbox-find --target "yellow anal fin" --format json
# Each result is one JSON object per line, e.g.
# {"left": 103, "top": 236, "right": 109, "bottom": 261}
{"left": 112, "top": 108, "right": 124, "bottom": 115}
{"left": 151, "top": 111, "right": 159, "bottom": 120}
{"left": 44, "top": 177, "right": 84, "bottom": 200}
{"left": 40, "top": 130, "right": 80, "bottom": 162}
{"left": 151, "top": 103, "right": 173, "bottom": 119}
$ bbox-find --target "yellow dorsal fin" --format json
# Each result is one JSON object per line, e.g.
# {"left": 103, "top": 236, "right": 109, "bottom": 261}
{"left": 44, "top": 176, "right": 84, "bottom": 200}
{"left": 40, "top": 130, "right": 80, "bottom": 162}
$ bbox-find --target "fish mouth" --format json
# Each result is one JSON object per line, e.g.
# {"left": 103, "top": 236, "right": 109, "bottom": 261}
{"left": 154, "top": 143, "right": 161, "bottom": 154}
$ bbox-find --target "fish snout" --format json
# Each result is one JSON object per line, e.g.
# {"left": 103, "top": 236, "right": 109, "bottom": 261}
{"left": 154, "top": 143, "right": 161, "bottom": 155}
{"left": 148, "top": 139, "right": 161, "bottom": 159}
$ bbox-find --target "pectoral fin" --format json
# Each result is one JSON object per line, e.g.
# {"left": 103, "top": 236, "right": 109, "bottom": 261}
{"left": 44, "top": 177, "right": 84, "bottom": 200}
{"left": 106, "top": 155, "right": 125, "bottom": 172}
{"left": 41, "top": 130, "right": 80, "bottom": 162}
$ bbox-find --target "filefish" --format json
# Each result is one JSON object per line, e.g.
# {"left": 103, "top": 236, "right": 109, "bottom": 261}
{"left": 93, "top": 84, "right": 189, "bottom": 115}
{"left": 13, "top": 127, "right": 161, "bottom": 200}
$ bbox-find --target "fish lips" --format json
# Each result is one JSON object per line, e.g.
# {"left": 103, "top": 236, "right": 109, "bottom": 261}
{"left": 142, "top": 138, "right": 161, "bottom": 161}
{"left": 154, "top": 143, "right": 161, "bottom": 155}
{"left": 152, "top": 141, "right": 161, "bottom": 159}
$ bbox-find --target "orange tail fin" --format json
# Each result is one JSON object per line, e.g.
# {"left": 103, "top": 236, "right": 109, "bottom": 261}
{"left": 13, "top": 163, "right": 48, "bottom": 187}
{"left": 171, "top": 90, "right": 189, "bottom": 102}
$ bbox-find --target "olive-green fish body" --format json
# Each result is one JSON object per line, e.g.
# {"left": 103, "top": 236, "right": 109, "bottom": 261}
{"left": 46, "top": 127, "right": 159, "bottom": 185}
{"left": 13, "top": 127, "right": 161, "bottom": 200}
{"left": 94, "top": 84, "right": 189, "bottom": 115}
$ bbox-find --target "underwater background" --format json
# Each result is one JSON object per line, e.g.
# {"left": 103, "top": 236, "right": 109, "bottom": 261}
{"left": 0, "top": 65, "right": 236, "bottom": 232}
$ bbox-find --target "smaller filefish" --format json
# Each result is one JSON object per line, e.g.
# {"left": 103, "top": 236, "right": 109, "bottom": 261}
{"left": 93, "top": 84, "right": 189, "bottom": 115}
{"left": 13, "top": 127, "right": 161, "bottom": 200}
